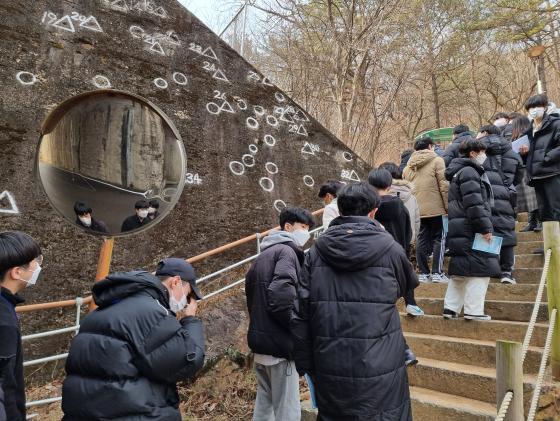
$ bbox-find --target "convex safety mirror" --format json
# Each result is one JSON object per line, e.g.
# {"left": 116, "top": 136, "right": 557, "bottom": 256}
{"left": 37, "top": 90, "right": 186, "bottom": 236}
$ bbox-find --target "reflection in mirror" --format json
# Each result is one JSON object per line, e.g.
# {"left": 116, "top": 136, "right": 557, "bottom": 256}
{"left": 37, "top": 90, "right": 186, "bottom": 236}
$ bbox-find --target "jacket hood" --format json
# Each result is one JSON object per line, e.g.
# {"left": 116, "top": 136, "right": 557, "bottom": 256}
{"left": 260, "top": 230, "right": 297, "bottom": 250}
{"left": 453, "top": 131, "right": 472, "bottom": 144}
{"left": 407, "top": 149, "right": 438, "bottom": 170}
{"left": 445, "top": 157, "right": 484, "bottom": 181}
{"left": 482, "top": 134, "right": 510, "bottom": 156}
{"left": 93, "top": 271, "right": 169, "bottom": 308}
{"left": 315, "top": 216, "right": 394, "bottom": 271}
{"left": 390, "top": 179, "right": 414, "bottom": 201}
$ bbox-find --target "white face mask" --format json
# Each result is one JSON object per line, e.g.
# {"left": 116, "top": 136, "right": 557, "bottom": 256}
{"left": 494, "top": 118, "right": 508, "bottom": 128}
{"left": 291, "top": 229, "right": 311, "bottom": 247}
{"left": 148, "top": 207, "right": 157, "bottom": 215}
{"left": 79, "top": 216, "right": 92, "bottom": 227}
{"left": 169, "top": 285, "right": 187, "bottom": 312}
{"left": 138, "top": 209, "right": 149, "bottom": 219}
{"left": 20, "top": 264, "right": 41, "bottom": 287}
{"left": 528, "top": 107, "right": 545, "bottom": 120}
{"left": 473, "top": 152, "right": 487, "bottom": 166}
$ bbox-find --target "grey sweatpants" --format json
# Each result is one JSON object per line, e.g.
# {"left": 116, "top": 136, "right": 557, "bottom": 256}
{"left": 253, "top": 361, "right": 301, "bottom": 421}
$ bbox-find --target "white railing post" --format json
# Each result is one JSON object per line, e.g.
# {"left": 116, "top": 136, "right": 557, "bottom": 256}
{"left": 496, "top": 340, "right": 524, "bottom": 421}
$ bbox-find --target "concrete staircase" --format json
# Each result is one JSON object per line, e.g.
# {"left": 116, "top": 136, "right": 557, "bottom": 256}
{"left": 301, "top": 213, "right": 550, "bottom": 420}
{"left": 404, "top": 213, "right": 546, "bottom": 420}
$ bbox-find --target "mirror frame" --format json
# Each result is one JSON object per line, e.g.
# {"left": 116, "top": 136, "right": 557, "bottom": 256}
{"left": 36, "top": 89, "right": 187, "bottom": 237}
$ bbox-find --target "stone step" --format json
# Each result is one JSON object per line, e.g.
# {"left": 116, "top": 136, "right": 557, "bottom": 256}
{"left": 399, "top": 298, "right": 548, "bottom": 323}
{"left": 517, "top": 231, "right": 543, "bottom": 242}
{"left": 301, "top": 387, "right": 497, "bottom": 421}
{"left": 518, "top": 213, "right": 529, "bottom": 223}
{"left": 515, "top": 241, "right": 545, "bottom": 255}
{"left": 413, "top": 283, "right": 545, "bottom": 302}
{"left": 408, "top": 357, "right": 535, "bottom": 407}
{"left": 411, "top": 386, "right": 495, "bottom": 421}
{"left": 515, "top": 221, "right": 543, "bottom": 232}
{"left": 404, "top": 332, "right": 542, "bottom": 374}
{"left": 511, "top": 268, "right": 542, "bottom": 284}
{"left": 400, "top": 314, "right": 548, "bottom": 347}
{"left": 515, "top": 254, "right": 544, "bottom": 268}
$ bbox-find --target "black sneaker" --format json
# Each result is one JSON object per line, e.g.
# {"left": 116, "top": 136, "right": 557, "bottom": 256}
{"left": 464, "top": 314, "right": 491, "bottom": 321}
{"left": 443, "top": 308, "right": 458, "bottom": 319}
{"left": 405, "top": 348, "right": 418, "bottom": 366}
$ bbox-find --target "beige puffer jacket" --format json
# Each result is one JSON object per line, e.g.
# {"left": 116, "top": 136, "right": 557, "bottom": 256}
{"left": 390, "top": 179, "right": 421, "bottom": 242}
{"left": 403, "top": 150, "right": 448, "bottom": 218}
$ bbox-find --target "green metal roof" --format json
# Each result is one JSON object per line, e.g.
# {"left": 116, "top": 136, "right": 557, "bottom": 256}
{"left": 415, "top": 127, "right": 454, "bottom": 143}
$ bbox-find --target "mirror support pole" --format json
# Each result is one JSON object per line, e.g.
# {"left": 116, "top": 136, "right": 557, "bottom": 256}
{"left": 88, "top": 237, "right": 115, "bottom": 311}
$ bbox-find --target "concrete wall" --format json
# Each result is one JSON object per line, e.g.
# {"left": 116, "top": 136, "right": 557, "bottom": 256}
{"left": 0, "top": 0, "right": 371, "bottom": 342}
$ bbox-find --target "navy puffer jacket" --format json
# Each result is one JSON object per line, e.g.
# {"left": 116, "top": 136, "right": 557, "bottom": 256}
{"left": 292, "top": 216, "right": 417, "bottom": 421}
{"left": 62, "top": 271, "right": 205, "bottom": 421}
{"left": 482, "top": 134, "right": 523, "bottom": 246}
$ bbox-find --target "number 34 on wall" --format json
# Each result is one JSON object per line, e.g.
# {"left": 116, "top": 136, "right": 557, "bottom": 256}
{"left": 185, "top": 173, "right": 203, "bottom": 185}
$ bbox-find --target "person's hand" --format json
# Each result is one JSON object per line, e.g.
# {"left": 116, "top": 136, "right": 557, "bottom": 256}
{"left": 184, "top": 296, "right": 198, "bottom": 317}
{"left": 519, "top": 145, "right": 529, "bottom": 155}
{"left": 482, "top": 232, "right": 493, "bottom": 243}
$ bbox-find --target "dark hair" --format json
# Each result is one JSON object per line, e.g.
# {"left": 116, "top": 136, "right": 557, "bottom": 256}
{"left": 337, "top": 182, "right": 380, "bottom": 217}
{"left": 368, "top": 168, "right": 393, "bottom": 190}
{"left": 511, "top": 116, "right": 531, "bottom": 141}
{"left": 279, "top": 207, "right": 315, "bottom": 230}
{"left": 524, "top": 94, "right": 548, "bottom": 111}
{"left": 492, "top": 112, "right": 509, "bottom": 121}
{"left": 508, "top": 112, "right": 524, "bottom": 121}
{"left": 318, "top": 180, "right": 343, "bottom": 198}
{"left": 414, "top": 136, "right": 435, "bottom": 151}
{"left": 453, "top": 124, "right": 470, "bottom": 135}
{"left": 478, "top": 124, "right": 501, "bottom": 136}
{"left": 0, "top": 231, "right": 42, "bottom": 281}
{"left": 459, "top": 138, "right": 487, "bottom": 156}
{"left": 74, "top": 201, "right": 92, "bottom": 216}
{"left": 149, "top": 199, "right": 160, "bottom": 208}
{"left": 379, "top": 162, "right": 401, "bottom": 179}
{"left": 135, "top": 200, "right": 150, "bottom": 209}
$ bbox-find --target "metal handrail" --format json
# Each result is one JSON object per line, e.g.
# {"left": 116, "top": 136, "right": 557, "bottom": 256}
{"left": 16, "top": 209, "right": 325, "bottom": 313}
{"left": 23, "top": 222, "right": 325, "bottom": 408}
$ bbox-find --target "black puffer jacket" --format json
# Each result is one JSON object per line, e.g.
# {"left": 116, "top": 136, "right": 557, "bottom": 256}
{"left": 482, "top": 134, "right": 523, "bottom": 246}
{"left": 245, "top": 231, "right": 304, "bottom": 359}
{"left": 526, "top": 113, "right": 560, "bottom": 183}
{"left": 62, "top": 271, "right": 205, "bottom": 421}
{"left": 443, "top": 131, "right": 472, "bottom": 167}
{"left": 292, "top": 216, "right": 417, "bottom": 421}
{"left": 445, "top": 159, "right": 501, "bottom": 277}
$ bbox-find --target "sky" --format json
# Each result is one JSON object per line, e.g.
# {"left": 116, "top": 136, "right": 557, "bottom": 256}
{"left": 178, "top": 0, "right": 239, "bottom": 34}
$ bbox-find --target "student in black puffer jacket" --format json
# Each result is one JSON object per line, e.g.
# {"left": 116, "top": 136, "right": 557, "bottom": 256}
{"left": 442, "top": 124, "right": 472, "bottom": 167}
{"left": 521, "top": 94, "right": 560, "bottom": 223}
{"left": 62, "top": 262, "right": 205, "bottom": 421}
{"left": 245, "top": 207, "right": 315, "bottom": 420}
{"left": 292, "top": 183, "right": 417, "bottom": 421}
{"left": 477, "top": 125, "right": 523, "bottom": 284}
{"left": 443, "top": 138, "right": 501, "bottom": 321}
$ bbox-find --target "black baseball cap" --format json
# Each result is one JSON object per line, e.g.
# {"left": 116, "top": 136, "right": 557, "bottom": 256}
{"left": 155, "top": 258, "right": 203, "bottom": 300}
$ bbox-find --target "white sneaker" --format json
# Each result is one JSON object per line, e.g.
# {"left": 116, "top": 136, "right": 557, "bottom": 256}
{"left": 501, "top": 274, "right": 516, "bottom": 285}
{"left": 431, "top": 273, "right": 450, "bottom": 284}
{"left": 406, "top": 305, "right": 425, "bottom": 317}
{"left": 464, "top": 314, "right": 492, "bottom": 321}
{"left": 418, "top": 274, "right": 431, "bottom": 283}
